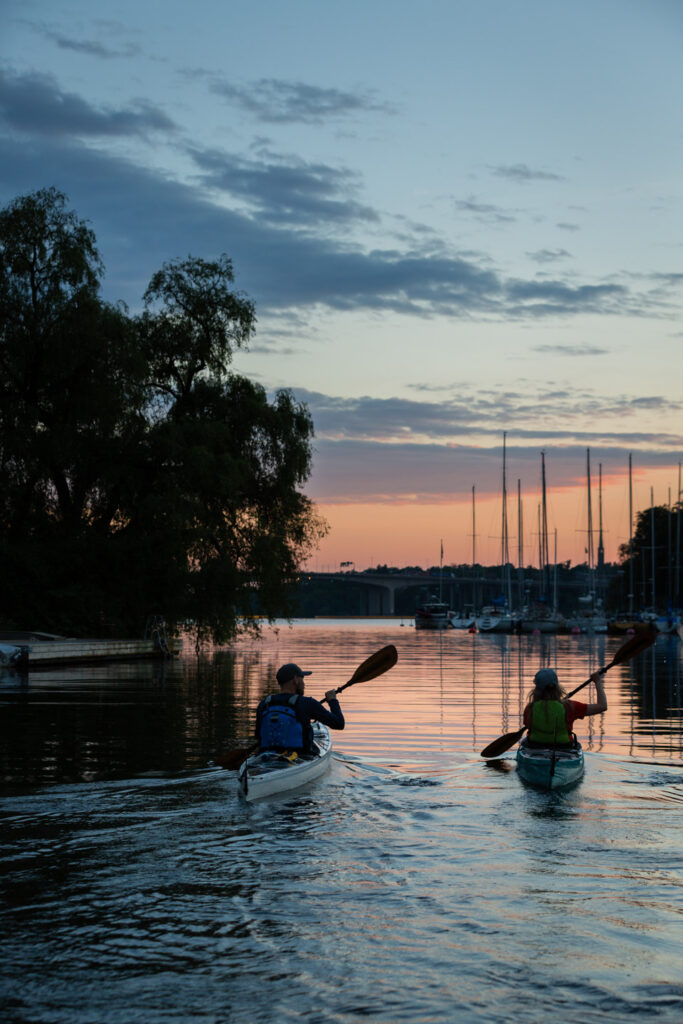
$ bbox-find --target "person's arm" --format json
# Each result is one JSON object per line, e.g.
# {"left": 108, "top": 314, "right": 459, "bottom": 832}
{"left": 584, "top": 670, "right": 607, "bottom": 715}
{"left": 303, "top": 694, "right": 345, "bottom": 730}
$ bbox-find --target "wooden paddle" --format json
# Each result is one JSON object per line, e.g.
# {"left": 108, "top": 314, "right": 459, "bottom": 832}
{"left": 479, "top": 628, "right": 657, "bottom": 759}
{"left": 216, "top": 644, "right": 398, "bottom": 770}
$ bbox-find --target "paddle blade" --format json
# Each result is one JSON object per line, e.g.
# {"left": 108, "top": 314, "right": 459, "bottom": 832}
{"left": 215, "top": 743, "right": 257, "bottom": 770}
{"left": 480, "top": 727, "right": 526, "bottom": 759}
{"left": 347, "top": 644, "right": 398, "bottom": 685}
{"left": 608, "top": 627, "right": 657, "bottom": 667}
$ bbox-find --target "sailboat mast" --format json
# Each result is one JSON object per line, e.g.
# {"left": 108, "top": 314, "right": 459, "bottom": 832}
{"left": 586, "top": 449, "right": 594, "bottom": 597}
{"left": 677, "top": 462, "right": 681, "bottom": 612}
{"left": 517, "top": 479, "right": 524, "bottom": 609}
{"left": 628, "top": 453, "right": 634, "bottom": 616}
{"left": 439, "top": 538, "right": 443, "bottom": 603}
{"left": 471, "top": 485, "right": 478, "bottom": 612}
{"left": 472, "top": 485, "right": 476, "bottom": 568}
{"left": 668, "top": 487, "right": 673, "bottom": 609}
{"left": 650, "top": 487, "right": 655, "bottom": 610}
{"left": 502, "top": 432, "right": 511, "bottom": 608}
{"left": 598, "top": 463, "right": 605, "bottom": 571}
{"left": 541, "top": 452, "right": 549, "bottom": 598}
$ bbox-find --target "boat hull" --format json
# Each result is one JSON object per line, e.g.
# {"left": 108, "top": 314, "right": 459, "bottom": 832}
{"left": 516, "top": 740, "right": 584, "bottom": 790}
{"left": 415, "top": 600, "right": 452, "bottom": 630}
{"left": 477, "top": 614, "right": 516, "bottom": 633}
{"left": 238, "top": 723, "right": 332, "bottom": 800}
{"left": 519, "top": 617, "right": 562, "bottom": 634}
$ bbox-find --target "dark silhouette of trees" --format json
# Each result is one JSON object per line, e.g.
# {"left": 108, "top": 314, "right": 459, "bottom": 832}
{"left": 1, "top": 189, "right": 325, "bottom": 641}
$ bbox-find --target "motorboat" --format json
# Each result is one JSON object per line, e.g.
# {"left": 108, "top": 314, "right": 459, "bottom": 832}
{"left": 415, "top": 598, "right": 452, "bottom": 630}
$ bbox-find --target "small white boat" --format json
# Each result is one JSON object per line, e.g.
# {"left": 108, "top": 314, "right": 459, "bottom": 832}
{"left": 237, "top": 723, "right": 332, "bottom": 800}
{"left": 516, "top": 739, "right": 584, "bottom": 790}
{"left": 476, "top": 606, "right": 519, "bottom": 633}
{"left": 449, "top": 610, "right": 477, "bottom": 629}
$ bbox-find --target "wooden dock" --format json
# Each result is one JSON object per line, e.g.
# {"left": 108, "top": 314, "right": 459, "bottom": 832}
{"left": 0, "top": 631, "right": 182, "bottom": 669}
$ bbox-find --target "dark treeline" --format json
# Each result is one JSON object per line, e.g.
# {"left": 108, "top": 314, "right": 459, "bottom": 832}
{"left": 613, "top": 503, "right": 682, "bottom": 612}
{"left": 1, "top": 189, "right": 325, "bottom": 642}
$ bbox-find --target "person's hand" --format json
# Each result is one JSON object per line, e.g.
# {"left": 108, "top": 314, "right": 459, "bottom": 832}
{"left": 590, "top": 670, "right": 604, "bottom": 684}
{"left": 325, "top": 688, "right": 339, "bottom": 703}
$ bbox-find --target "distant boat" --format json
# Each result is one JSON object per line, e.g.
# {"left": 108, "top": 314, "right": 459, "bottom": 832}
{"left": 449, "top": 609, "right": 477, "bottom": 629}
{"left": 415, "top": 597, "right": 452, "bottom": 630}
{"left": 519, "top": 604, "right": 563, "bottom": 634}
{"left": 607, "top": 610, "right": 680, "bottom": 637}
{"left": 565, "top": 595, "right": 608, "bottom": 634}
{"left": 476, "top": 605, "right": 517, "bottom": 633}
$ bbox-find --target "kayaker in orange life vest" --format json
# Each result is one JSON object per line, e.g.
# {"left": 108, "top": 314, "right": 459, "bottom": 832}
{"left": 255, "top": 663, "right": 345, "bottom": 754}
{"left": 523, "top": 667, "right": 606, "bottom": 748}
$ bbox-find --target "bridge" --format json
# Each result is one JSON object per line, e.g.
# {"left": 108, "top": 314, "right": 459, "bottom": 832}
{"left": 302, "top": 571, "right": 494, "bottom": 615}
{"left": 300, "top": 569, "right": 603, "bottom": 615}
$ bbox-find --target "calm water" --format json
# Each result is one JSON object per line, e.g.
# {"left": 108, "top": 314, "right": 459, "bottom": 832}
{"left": 2, "top": 621, "right": 682, "bottom": 1023}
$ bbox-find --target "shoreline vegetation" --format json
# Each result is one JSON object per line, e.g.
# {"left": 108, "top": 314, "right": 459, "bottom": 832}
{"left": 1, "top": 188, "right": 325, "bottom": 645}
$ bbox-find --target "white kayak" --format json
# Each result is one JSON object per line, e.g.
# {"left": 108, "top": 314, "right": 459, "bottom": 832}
{"left": 516, "top": 739, "right": 585, "bottom": 790}
{"left": 237, "top": 723, "right": 332, "bottom": 801}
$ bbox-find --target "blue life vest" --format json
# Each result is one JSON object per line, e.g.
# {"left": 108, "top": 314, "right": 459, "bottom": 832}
{"left": 259, "top": 694, "right": 304, "bottom": 750}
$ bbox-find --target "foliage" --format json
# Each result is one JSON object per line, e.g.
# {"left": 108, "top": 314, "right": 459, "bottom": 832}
{"left": 612, "top": 503, "right": 682, "bottom": 610}
{"left": 0, "top": 189, "right": 326, "bottom": 641}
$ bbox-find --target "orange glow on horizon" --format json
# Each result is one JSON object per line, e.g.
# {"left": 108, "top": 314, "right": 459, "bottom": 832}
{"left": 305, "top": 465, "right": 681, "bottom": 571}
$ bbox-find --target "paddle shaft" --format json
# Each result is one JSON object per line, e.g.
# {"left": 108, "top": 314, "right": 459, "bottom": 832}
{"left": 480, "top": 630, "right": 655, "bottom": 758}
{"left": 217, "top": 644, "right": 398, "bottom": 768}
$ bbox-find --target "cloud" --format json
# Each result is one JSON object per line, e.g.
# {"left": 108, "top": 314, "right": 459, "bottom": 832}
{"left": 206, "top": 77, "right": 397, "bottom": 124}
{"left": 527, "top": 248, "right": 572, "bottom": 263}
{"left": 454, "top": 196, "right": 516, "bottom": 223}
{"left": 0, "top": 99, "right": 676, "bottom": 322}
{"left": 557, "top": 222, "right": 581, "bottom": 232}
{"left": 306, "top": 437, "right": 683, "bottom": 504}
{"left": 39, "top": 29, "right": 139, "bottom": 59}
{"left": 532, "top": 344, "right": 609, "bottom": 356}
{"left": 505, "top": 279, "right": 627, "bottom": 316}
{"left": 490, "top": 163, "right": 564, "bottom": 183}
{"left": 0, "top": 68, "right": 175, "bottom": 137}
{"left": 188, "top": 145, "right": 380, "bottom": 228}
{"left": 291, "top": 387, "right": 683, "bottom": 448}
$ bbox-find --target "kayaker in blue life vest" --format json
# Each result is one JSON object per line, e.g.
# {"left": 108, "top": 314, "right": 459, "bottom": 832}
{"left": 255, "top": 662, "right": 345, "bottom": 754}
{"left": 523, "top": 667, "right": 606, "bottom": 748}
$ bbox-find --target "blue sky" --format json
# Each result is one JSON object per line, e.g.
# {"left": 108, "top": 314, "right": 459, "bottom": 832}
{"left": 2, "top": 0, "right": 682, "bottom": 567}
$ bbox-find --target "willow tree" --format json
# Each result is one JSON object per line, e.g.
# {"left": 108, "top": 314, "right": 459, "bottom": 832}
{"left": 0, "top": 189, "right": 325, "bottom": 640}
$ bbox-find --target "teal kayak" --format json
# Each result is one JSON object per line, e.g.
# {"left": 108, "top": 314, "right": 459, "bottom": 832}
{"left": 516, "top": 739, "right": 584, "bottom": 790}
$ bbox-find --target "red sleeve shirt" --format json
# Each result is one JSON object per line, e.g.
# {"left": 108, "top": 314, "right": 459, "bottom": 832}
{"left": 564, "top": 700, "right": 588, "bottom": 731}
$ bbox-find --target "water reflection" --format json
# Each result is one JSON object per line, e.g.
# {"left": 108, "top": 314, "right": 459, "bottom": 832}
{"left": 1, "top": 622, "right": 682, "bottom": 793}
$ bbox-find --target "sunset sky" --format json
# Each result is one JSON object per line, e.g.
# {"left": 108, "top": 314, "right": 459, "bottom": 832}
{"left": 2, "top": 0, "right": 682, "bottom": 570}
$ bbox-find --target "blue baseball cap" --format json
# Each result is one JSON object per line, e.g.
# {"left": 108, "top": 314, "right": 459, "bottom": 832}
{"left": 534, "top": 668, "right": 559, "bottom": 689}
{"left": 276, "top": 663, "right": 312, "bottom": 685}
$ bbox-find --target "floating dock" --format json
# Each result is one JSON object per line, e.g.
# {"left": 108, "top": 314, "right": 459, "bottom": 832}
{"left": 0, "top": 631, "right": 182, "bottom": 669}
